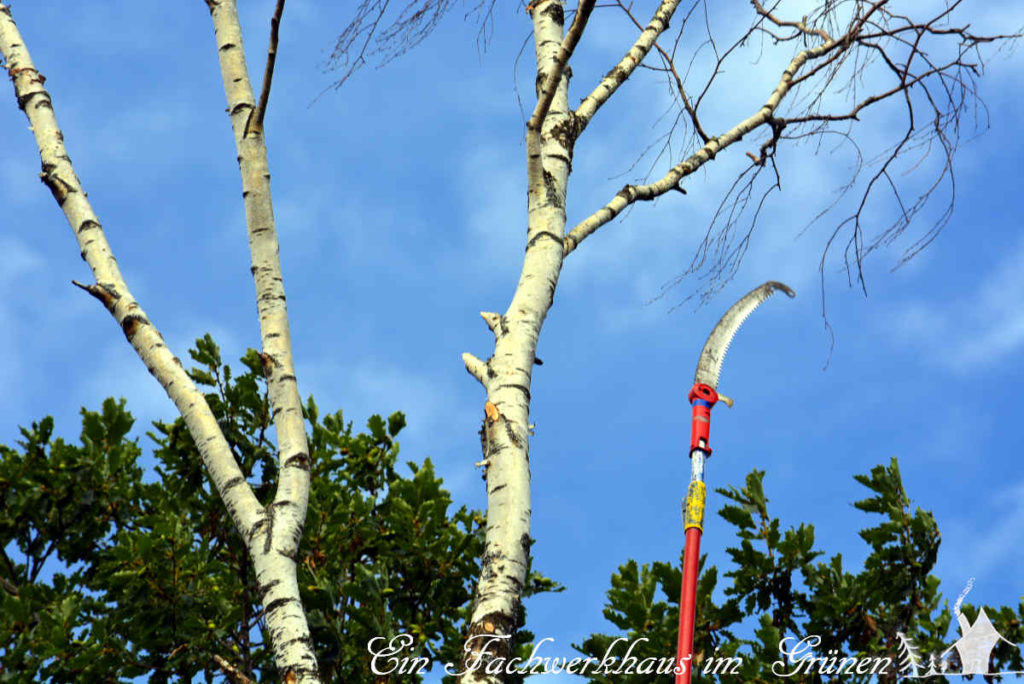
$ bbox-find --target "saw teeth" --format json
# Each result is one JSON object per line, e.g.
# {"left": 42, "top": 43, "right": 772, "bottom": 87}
{"left": 695, "top": 281, "right": 795, "bottom": 389}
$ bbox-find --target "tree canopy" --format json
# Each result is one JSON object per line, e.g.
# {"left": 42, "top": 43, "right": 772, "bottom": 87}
{"left": 4, "top": 340, "right": 1021, "bottom": 682}
{"left": 578, "top": 460, "right": 1024, "bottom": 683}
{"left": 0, "top": 336, "right": 562, "bottom": 683}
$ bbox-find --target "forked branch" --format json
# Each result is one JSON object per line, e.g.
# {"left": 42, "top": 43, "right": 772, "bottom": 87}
{"left": 247, "top": 0, "right": 286, "bottom": 136}
{"left": 0, "top": 1, "right": 263, "bottom": 539}
{"left": 564, "top": 28, "right": 839, "bottom": 255}
{"left": 2, "top": 1, "right": 322, "bottom": 679}
{"left": 528, "top": 0, "right": 596, "bottom": 132}
{"left": 562, "top": 0, "right": 1020, "bottom": 297}
{"left": 205, "top": 1, "right": 319, "bottom": 678}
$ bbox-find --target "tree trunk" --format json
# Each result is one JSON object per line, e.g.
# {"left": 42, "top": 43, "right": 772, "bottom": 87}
{"left": 458, "top": 2, "right": 575, "bottom": 680}
{"left": 1, "top": 2, "right": 320, "bottom": 679}
{"left": 205, "top": 1, "right": 318, "bottom": 680}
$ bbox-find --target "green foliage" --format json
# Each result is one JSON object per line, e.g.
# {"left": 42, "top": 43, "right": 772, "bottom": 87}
{"left": 578, "top": 457, "right": 1023, "bottom": 683}
{"left": 0, "top": 335, "right": 535, "bottom": 683}
{"left": 0, "top": 402, "right": 145, "bottom": 683}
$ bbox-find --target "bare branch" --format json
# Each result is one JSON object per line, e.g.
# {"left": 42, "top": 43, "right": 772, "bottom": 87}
{"left": 528, "top": 0, "right": 596, "bottom": 132}
{"left": 247, "top": 0, "right": 286, "bottom": 137}
{"left": 613, "top": 0, "right": 710, "bottom": 143}
{"left": 575, "top": 0, "right": 684, "bottom": 133}
{"left": 564, "top": 32, "right": 838, "bottom": 255}
{"left": 325, "top": 0, "right": 498, "bottom": 90}
{"left": 207, "top": 0, "right": 312, "bottom": 549}
{"left": 461, "top": 352, "right": 489, "bottom": 386}
{"left": 563, "top": 0, "right": 1020, "bottom": 298}
{"left": 480, "top": 310, "right": 503, "bottom": 336}
{"left": 210, "top": 0, "right": 321, "bottom": 677}
{"left": 752, "top": 0, "right": 833, "bottom": 43}
{"left": 212, "top": 654, "right": 256, "bottom": 684}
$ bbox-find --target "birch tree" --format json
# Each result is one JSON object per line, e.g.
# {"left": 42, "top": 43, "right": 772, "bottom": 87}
{"left": 0, "top": 339, "right": 486, "bottom": 682}
{"left": 1, "top": 0, "right": 1019, "bottom": 682}
{"left": 0, "top": 1, "right": 321, "bottom": 680}
{"left": 330, "top": 2, "right": 1018, "bottom": 681}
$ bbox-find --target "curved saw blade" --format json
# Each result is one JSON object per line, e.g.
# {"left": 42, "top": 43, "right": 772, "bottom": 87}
{"left": 694, "top": 281, "right": 795, "bottom": 389}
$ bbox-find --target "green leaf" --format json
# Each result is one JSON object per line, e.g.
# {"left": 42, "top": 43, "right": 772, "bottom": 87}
{"left": 367, "top": 414, "right": 387, "bottom": 442}
{"left": 387, "top": 411, "right": 406, "bottom": 438}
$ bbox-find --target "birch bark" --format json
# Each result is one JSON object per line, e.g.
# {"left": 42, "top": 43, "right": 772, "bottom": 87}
{"left": 1, "top": 3, "right": 319, "bottom": 680}
{"left": 454, "top": 2, "right": 976, "bottom": 676}
{"left": 456, "top": 1, "right": 689, "bottom": 678}
{"left": 0, "top": 1, "right": 261, "bottom": 554}
{"left": 204, "top": 2, "right": 318, "bottom": 680}
{"left": 457, "top": 2, "right": 576, "bottom": 680}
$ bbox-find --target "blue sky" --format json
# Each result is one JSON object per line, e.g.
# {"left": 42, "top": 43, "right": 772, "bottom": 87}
{"left": 2, "top": 0, "right": 1024, "bottom": 679}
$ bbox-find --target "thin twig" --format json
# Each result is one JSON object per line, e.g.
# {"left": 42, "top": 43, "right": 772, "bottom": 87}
{"left": 575, "top": 0, "right": 683, "bottom": 133}
{"left": 613, "top": 0, "right": 709, "bottom": 142}
{"left": 212, "top": 654, "right": 256, "bottom": 684}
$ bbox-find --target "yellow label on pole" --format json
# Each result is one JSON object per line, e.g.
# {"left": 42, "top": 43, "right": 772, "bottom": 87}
{"left": 684, "top": 481, "right": 707, "bottom": 531}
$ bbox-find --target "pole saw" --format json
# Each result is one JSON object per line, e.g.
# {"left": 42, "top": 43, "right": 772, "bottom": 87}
{"left": 675, "top": 281, "right": 795, "bottom": 684}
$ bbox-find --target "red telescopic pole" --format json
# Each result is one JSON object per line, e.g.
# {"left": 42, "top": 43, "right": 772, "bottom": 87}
{"left": 675, "top": 383, "right": 717, "bottom": 684}
{"left": 673, "top": 281, "right": 794, "bottom": 684}
{"left": 676, "top": 526, "right": 703, "bottom": 683}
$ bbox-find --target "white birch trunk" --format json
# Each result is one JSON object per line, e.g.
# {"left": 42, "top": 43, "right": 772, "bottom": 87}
{"left": 204, "top": 2, "right": 319, "bottom": 680}
{"left": 1, "top": 3, "right": 320, "bottom": 680}
{"left": 458, "top": 2, "right": 574, "bottom": 680}
{"left": 0, "top": 1, "right": 262, "bottom": 548}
